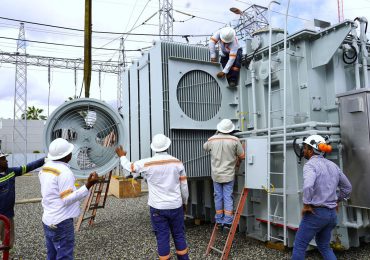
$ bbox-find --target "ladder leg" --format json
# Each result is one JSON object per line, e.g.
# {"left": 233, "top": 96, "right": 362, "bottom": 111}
{"left": 205, "top": 224, "right": 219, "bottom": 256}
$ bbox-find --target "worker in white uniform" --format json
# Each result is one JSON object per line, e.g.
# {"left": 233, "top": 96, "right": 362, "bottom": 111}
{"left": 115, "top": 134, "right": 189, "bottom": 260}
{"left": 39, "top": 138, "right": 98, "bottom": 260}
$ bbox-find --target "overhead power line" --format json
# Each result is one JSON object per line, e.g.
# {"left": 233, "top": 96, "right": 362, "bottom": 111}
{"left": 0, "top": 16, "right": 210, "bottom": 37}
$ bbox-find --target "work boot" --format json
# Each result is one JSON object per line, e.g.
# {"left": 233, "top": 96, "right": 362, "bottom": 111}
{"left": 216, "top": 223, "right": 223, "bottom": 231}
{"left": 229, "top": 81, "right": 237, "bottom": 87}
{"left": 223, "top": 223, "right": 232, "bottom": 231}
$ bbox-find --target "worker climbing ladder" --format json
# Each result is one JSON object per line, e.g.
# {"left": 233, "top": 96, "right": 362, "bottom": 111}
{"left": 75, "top": 170, "right": 113, "bottom": 231}
{"left": 205, "top": 188, "right": 249, "bottom": 260}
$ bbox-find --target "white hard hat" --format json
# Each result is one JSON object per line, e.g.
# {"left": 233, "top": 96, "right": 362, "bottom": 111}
{"left": 47, "top": 138, "right": 74, "bottom": 160}
{"left": 0, "top": 151, "right": 8, "bottom": 159}
{"left": 217, "top": 119, "right": 235, "bottom": 133}
{"left": 220, "top": 27, "right": 236, "bottom": 43}
{"left": 151, "top": 134, "right": 171, "bottom": 152}
{"left": 303, "top": 134, "right": 326, "bottom": 151}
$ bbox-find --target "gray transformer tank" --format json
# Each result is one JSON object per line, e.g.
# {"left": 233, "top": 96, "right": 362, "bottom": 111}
{"left": 122, "top": 18, "right": 370, "bottom": 249}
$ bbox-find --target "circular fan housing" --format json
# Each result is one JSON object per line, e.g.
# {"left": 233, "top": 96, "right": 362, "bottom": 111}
{"left": 44, "top": 98, "right": 124, "bottom": 178}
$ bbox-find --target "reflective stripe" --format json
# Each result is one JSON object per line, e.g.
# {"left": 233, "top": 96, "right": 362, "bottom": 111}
{"left": 208, "top": 138, "right": 238, "bottom": 142}
{"left": 144, "top": 159, "right": 182, "bottom": 167}
{"left": 224, "top": 210, "right": 234, "bottom": 216}
{"left": 176, "top": 247, "right": 189, "bottom": 255}
{"left": 159, "top": 254, "right": 171, "bottom": 260}
{"left": 216, "top": 210, "right": 224, "bottom": 214}
{"left": 210, "top": 37, "right": 218, "bottom": 43}
{"left": 231, "top": 66, "right": 240, "bottom": 71}
{"left": 179, "top": 176, "right": 187, "bottom": 181}
{"left": 0, "top": 172, "right": 15, "bottom": 183}
{"left": 21, "top": 165, "right": 27, "bottom": 174}
{"left": 229, "top": 54, "right": 237, "bottom": 58}
{"left": 60, "top": 188, "right": 73, "bottom": 199}
{"left": 41, "top": 167, "right": 61, "bottom": 176}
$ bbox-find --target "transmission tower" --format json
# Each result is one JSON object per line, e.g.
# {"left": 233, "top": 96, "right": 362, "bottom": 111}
{"left": 12, "top": 22, "right": 27, "bottom": 165}
{"left": 337, "top": 0, "right": 344, "bottom": 22}
{"left": 231, "top": 4, "right": 268, "bottom": 40}
{"left": 159, "top": 0, "right": 173, "bottom": 41}
{"left": 117, "top": 37, "right": 125, "bottom": 110}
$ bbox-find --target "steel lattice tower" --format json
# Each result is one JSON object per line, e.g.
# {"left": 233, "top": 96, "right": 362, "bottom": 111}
{"left": 232, "top": 4, "right": 269, "bottom": 40}
{"left": 12, "top": 22, "right": 27, "bottom": 165}
{"left": 159, "top": 0, "right": 173, "bottom": 41}
{"left": 117, "top": 37, "right": 125, "bottom": 110}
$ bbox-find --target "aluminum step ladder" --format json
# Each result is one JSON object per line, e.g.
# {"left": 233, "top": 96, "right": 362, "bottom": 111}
{"left": 205, "top": 188, "right": 249, "bottom": 260}
{"left": 75, "top": 170, "right": 112, "bottom": 231}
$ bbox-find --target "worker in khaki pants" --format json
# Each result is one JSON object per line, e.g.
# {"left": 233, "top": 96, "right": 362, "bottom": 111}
{"left": 116, "top": 134, "right": 189, "bottom": 260}
{"left": 203, "top": 119, "right": 245, "bottom": 229}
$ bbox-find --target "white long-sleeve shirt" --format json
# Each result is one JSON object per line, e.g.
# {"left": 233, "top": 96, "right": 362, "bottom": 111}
{"left": 209, "top": 30, "right": 240, "bottom": 74}
{"left": 119, "top": 152, "right": 189, "bottom": 210}
{"left": 39, "top": 161, "right": 89, "bottom": 226}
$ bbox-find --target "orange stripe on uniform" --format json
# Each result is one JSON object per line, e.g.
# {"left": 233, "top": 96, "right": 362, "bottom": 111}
{"left": 210, "top": 37, "right": 218, "bottom": 43}
{"left": 176, "top": 247, "right": 189, "bottom": 255}
{"left": 41, "top": 167, "right": 61, "bottom": 176}
{"left": 159, "top": 254, "right": 171, "bottom": 260}
{"left": 179, "top": 176, "right": 187, "bottom": 181}
{"left": 60, "top": 188, "right": 73, "bottom": 199}
{"left": 216, "top": 210, "right": 224, "bottom": 214}
{"left": 144, "top": 159, "right": 182, "bottom": 167}
{"left": 224, "top": 210, "right": 234, "bottom": 216}
{"left": 229, "top": 54, "right": 237, "bottom": 58}
{"left": 231, "top": 66, "right": 240, "bottom": 71}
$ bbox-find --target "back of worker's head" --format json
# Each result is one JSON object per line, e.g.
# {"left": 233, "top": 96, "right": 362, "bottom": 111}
{"left": 47, "top": 138, "right": 74, "bottom": 162}
{"left": 217, "top": 119, "right": 235, "bottom": 134}
{"left": 220, "top": 27, "right": 236, "bottom": 43}
{"left": 303, "top": 134, "right": 332, "bottom": 155}
{"left": 151, "top": 134, "right": 171, "bottom": 152}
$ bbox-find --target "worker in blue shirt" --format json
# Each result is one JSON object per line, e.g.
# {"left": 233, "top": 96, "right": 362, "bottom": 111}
{"left": 0, "top": 151, "right": 45, "bottom": 248}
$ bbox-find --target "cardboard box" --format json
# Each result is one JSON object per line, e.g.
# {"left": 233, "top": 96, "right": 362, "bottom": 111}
{"left": 109, "top": 176, "right": 141, "bottom": 199}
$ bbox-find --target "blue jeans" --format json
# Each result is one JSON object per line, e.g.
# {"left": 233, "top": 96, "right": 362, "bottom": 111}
{"left": 150, "top": 206, "right": 189, "bottom": 260}
{"left": 292, "top": 207, "right": 337, "bottom": 260}
{"left": 213, "top": 181, "right": 234, "bottom": 225}
{"left": 43, "top": 218, "right": 75, "bottom": 260}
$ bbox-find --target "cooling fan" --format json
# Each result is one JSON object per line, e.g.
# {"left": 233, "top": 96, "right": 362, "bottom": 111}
{"left": 44, "top": 98, "right": 124, "bottom": 178}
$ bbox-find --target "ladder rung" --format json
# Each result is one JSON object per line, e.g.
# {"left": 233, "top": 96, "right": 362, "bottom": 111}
{"left": 94, "top": 190, "right": 102, "bottom": 194}
{"left": 210, "top": 246, "right": 223, "bottom": 254}
{"left": 269, "top": 172, "right": 285, "bottom": 175}
{"left": 82, "top": 216, "right": 94, "bottom": 222}
{"left": 89, "top": 205, "right": 104, "bottom": 210}
{"left": 270, "top": 215, "right": 284, "bottom": 219}
{"left": 270, "top": 236, "right": 284, "bottom": 242}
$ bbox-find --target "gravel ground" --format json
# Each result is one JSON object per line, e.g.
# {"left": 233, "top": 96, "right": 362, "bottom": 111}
{"left": 4, "top": 175, "right": 370, "bottom": 259}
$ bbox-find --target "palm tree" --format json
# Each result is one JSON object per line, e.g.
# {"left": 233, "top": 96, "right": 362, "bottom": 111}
{"left": 21, "top": 106, "right": 47, "bottom": 120}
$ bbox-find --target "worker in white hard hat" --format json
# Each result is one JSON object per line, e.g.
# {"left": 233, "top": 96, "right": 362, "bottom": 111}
{"left": 0, "top": 150, "right": 45, "bottom": 249}
{"left": 292, "top": 135, "right": 352, "bottom": 260}
{"left": 203, "top": 119, "right": 245, "bottom": 230}
{"left": 115, "top": 134, "right": 189, "bottom": 260}
{"left": 209, "top": 26, "right": 242, "bottom": 87}
{"left": 39, "top": 138, "right": 98, "bottom": 259}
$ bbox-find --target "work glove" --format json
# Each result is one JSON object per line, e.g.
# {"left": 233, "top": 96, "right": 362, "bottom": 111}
{"left": 217, "top": 71, "right": 225, "bottom": 78}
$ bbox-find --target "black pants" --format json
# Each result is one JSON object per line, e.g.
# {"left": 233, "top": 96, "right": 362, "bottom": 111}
{"left": 220, "top": 48, "right": 242, "bottom": 83}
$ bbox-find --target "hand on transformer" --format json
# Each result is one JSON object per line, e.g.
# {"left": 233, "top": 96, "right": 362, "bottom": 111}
{"left": 115, "top": 145, "right": 127, "bottom": 157}
{"left": 217, "top": 71, "right": 225, "bottom": 78}
{"left": 86, "top": 172, "right": 99, "bottom": 189}
{"left": 211, "top": 58, "right": 217, "bottom": 63}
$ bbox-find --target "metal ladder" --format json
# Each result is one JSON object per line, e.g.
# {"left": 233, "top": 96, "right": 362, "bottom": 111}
{"left": 266, "top": 0, "right": 290, "bottom": 246}
{"left": 75, "top": 170, "right": 113, "bottom": 231}
{"left": 205, "top": 188, "right": 249, "bottom": 260}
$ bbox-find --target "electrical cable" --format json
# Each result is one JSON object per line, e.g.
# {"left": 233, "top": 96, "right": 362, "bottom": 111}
{"left": 342, "top": 44, "right": 357, "bottom": 64}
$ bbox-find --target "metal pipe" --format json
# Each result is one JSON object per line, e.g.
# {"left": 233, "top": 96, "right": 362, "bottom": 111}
{"left": 342, "top": 207, "right": 363, "bottom": 228}
{"left": 350, "top": 26, "right": 361, "bottom": 89}
{"left": 358, "top": 17, "right": 369, "bottom": 88}
{"left": 249, "top": 60, "right": 258, "bottom": 130}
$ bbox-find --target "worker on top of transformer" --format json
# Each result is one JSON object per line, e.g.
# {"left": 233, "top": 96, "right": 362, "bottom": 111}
{"left": 203, "top": 119, "right": 245, "bottom": 230}
{"left": 39, "top": 138, "right": 98, "bottom": 260}
{"left": 209, "top": 26, "right": 242, "bottom": 88}
{"left": 115, "top": 134, "right": 189, "bottom": 260}
{"left": 292, "top": 135, "right": 352, "bottom": 260}
{"left": 0, "top": 150, "right": 45, "bottom": 250}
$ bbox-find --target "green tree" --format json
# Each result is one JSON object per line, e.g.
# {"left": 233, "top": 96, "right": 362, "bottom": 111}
{"left": 21, "top": 106, "right": 47, "bottom": 120}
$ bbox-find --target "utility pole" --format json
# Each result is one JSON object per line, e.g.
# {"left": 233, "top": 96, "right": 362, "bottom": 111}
{"left": 84, "top": 0, "right": 92, "bottom": 97}
{"left": 117, "top": 37, "right": 125, "bottom": 110}
{"left": 337, "top": 0, "right": 344, "bottom": 22}
{"left": 159, "top": 0, "right": 174, "bottom": 41}
{"left": 12, "top": 22, "right": 27, "bottom": 165}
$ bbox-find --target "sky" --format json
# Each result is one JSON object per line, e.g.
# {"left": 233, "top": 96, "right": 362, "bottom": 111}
{"left": 0, "top": 0, "right": 370, "bottom": 119}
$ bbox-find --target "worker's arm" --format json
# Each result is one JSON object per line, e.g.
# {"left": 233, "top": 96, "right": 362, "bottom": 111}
{"left": 58, "top": 171, "right": 98, "bottom": 207}
{"left": 116, "top": 146, "right": 146, "bottom": 178}
{"left": 179, "top": 165, "right": 189, "bottom": 206}
{"left": 209, "top": 32, "right": 220, "bottom": 60}
{"left": 337, "top": 167, "right": 352, "bottom": 201}
{"left": 203, "top": 141, "right": 210, "bottom": 152}
{"left": 14, "top": 157, "right": 45, "bottom": 177}
{"left": 236, "top": 141, "right": 245, "bottom": 160}
{"left": 302, "top": 164, "right": 317, "bottom": 205}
